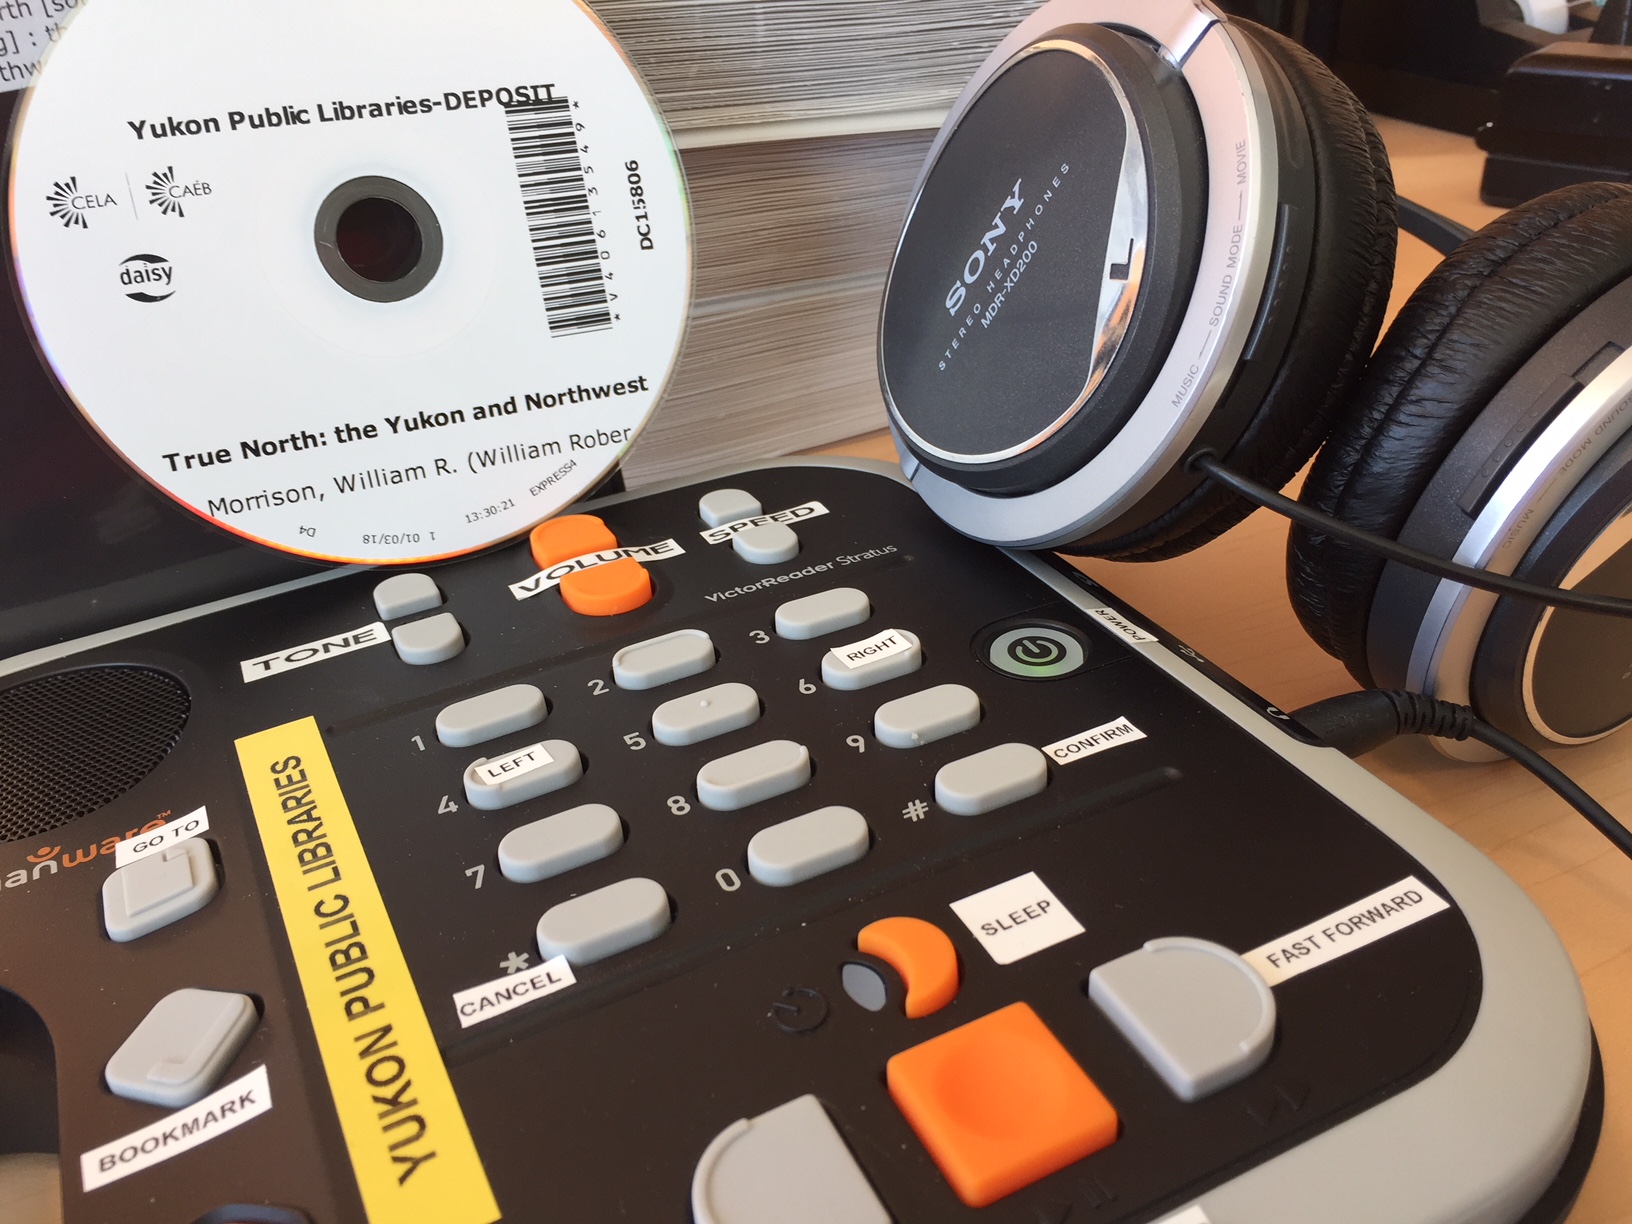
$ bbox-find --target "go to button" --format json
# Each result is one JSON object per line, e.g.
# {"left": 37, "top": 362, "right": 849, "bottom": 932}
{"left": 981, "top": 622, "right": 1088, "bottom": 680}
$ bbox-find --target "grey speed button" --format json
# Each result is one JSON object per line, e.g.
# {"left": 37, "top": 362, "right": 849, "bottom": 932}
{"left": 983, "top": 623, "right": 1088, "bottom": 680}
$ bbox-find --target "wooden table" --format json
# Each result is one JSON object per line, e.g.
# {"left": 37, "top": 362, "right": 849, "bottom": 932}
{"left": 814, "top": 116, "right": 1632, "bottom": 1221}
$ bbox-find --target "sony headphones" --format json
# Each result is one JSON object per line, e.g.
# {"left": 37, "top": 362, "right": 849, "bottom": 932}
{"left": 878, "top": 0, "right": 1632, "bottom": 759}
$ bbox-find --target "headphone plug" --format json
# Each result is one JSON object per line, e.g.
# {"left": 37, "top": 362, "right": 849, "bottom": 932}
{"left": 1292, "top": 690, "right": 1632, "bottom": 862}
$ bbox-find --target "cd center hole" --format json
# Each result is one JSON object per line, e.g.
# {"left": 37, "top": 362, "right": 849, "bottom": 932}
{"left": 335, "top": 196, "right": 423, "bottom": 284}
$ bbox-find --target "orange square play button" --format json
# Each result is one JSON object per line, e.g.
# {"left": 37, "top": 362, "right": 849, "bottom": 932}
{"left": 886, "top": 1001, "right": 1118, "bottom": 1207}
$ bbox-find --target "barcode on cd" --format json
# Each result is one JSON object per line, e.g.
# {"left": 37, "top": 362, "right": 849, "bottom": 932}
{"left": 504, "top": 96, "right": 612, "bottom": 335}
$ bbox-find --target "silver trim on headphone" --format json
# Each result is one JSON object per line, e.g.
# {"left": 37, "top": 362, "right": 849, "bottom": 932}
{"left": 1520, "top": 512, "right": 1632, "bottom": 745}
{"left": 1404, "top": 344, "right": 1632, "bottom": 759}
{"left": 883, "top": 37, "right": 1149, "bottom": 467}
{"left": 891, "top": 0, "right": 1280, "bottom": 550}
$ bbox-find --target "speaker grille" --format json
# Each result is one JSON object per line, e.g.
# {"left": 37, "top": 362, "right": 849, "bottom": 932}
{"left": 0, "top": 666, "right": 190, "bottom": 843}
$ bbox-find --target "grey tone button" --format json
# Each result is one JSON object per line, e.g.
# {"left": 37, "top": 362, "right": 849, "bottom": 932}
{"left": 392, "top": 612, "right": 465, "bottom": 665}
{"left": 536, "top": 877, "right": 671, "bottom": 965}
{"left": 1089, "top": 936, "right": 1277, "bottom": 1102}
{"left": 103, "top": 838, "right": 218, "bottom": 943}
{"left": 464, "top": 740, "right": 582, "bottom": 810}
{"left": 775, "top": 587, "right": 871, "bottom": 640}
{"left": 874, "top": 684, "right": 981, "bottom": 748}
{"left": 372, "top": 571, "right": 442, "bottom": 620}
{"left": 734, "top": 522, "right": 800, "bottom": 565}
{"left": 613, "top": 629, "right": 715, "bottom": 691}
{"left": 692, "top": 1094, "right": 890, "bottom": 1224}
{"left": 498, "top": 803, "right": 624, "bottom": 884}
{"left": 935, "top": 742, "right": 1049, "bottom": 815}
{"left": 747, "top": 806, "right": 870, "bottom": 886}
{"left": 821, "top": 629, "right": 921, "bottom": 691}
{"left": 699, "top": 488, "right": 762, "bottom": 528}
{"left": 697, "top": 740, "right": 811, "bottom": 811}
{"left": 105, "top": 988, "right": 257, "bottom": 1108}
{"left": 436, "top": 684, "right": 547, "bottom": 748}
{"left": 652, "top": 682, "right": 760, "bottom": 747}
{"left": 984, "top": 623, "right": 1088, "bottom": 679}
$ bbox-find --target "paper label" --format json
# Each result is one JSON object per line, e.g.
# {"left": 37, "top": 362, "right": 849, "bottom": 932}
{"left": 9, "top": 0, "right": 690, "bottom": 565}
{"left": 453, "top": 956, "right": 575, "bottom": 1028}
{"left": 1243, "top": 876, "right": 1452, "bottom": 987}
{"left": 1085, "top": 606, "right": 1158, "bottom": 643}
{"left": 1042, "top": 716, "right": 1144, "bottom": 765}
{"left": 80, "top": 1065, "right": 272, "bottom": 1191}
{"left": 829, "top": 628, "right": 913, "bottom": 670}
{"left": 509, "top": 538, "right": 684, "bottom": 600}
{"left": 949, "top": 871, "right": 1085, "bottom": 965}
{"left": 474, "top": 742, "right": 553, "bottom": 785}
{"left": 113, "top": 805, "right": 209, "bottom": 868}
{"left": 235, "top": 718, "right": 498, "bottom": 1224}
{"left": 240, "top": 621, "right": 389, "bottom": 682}
{"left": 699, "top": 500, "right": 830, "bottom": 543}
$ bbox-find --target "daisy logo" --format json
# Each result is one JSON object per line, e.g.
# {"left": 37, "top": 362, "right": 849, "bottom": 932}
{"left": 46, "top": 176, "right": 118, "bottom": 229}
{"left": 145, "top": 166, "right": 211, "bottom": 218}
{"left": 119, "top": 253, "right": 175, "bottom": 303}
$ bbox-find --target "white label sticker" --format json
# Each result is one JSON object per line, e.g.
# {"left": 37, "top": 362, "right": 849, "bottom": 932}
{"left": 1085, "top": 606, "right": 1158, "bottom": 643}
{"left": 1157, "top": 1208, "right": 1210, "bottom": 1224}
{"left": 1243, "top": 876, "right": 1452, "bottom": 987}
{"left": 474, "top": 742, "right": 553, "bottom": 785}
{"left": 699, "top": 500, "right": 830, "bottom": 543}
{"left": 830, "top": 628, "right": 913, "bottom": 670}
{"left": 1042, "top": 716, "right": 1145, "bottom": 765}
{"left": 950, "top": 871, "right": 1086, "bottom": 965}
{"left": 80, "top": 1065, "right": 272, "bottom": 1192}
{"left": 113, "top": 806, "right": 209, "bottom": 869}
{"left": 240, "top": 621, "right": 389, "bottom": 682}
{"left": 453, "top": 956, "right": 576, "bottom": 1028}
{"left": 508, "top": 539, "right": 685, "bottom": 601}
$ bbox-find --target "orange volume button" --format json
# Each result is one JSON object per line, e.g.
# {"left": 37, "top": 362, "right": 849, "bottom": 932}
{"left": 530, "top": 514, "right": 618, "bottom": 569}
{"left": 561, "top": 558, "right": 653, "bottom": 617}
{"left": 858, "top": 916, "right": 960, "bottom": 1019}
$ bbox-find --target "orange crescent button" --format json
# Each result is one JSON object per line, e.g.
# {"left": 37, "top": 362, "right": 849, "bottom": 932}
{"left": 561, "top": 557, "right": 653, "bottom": 617}
{"left": 531, "top": 514, "right": 618, "bottom": 569}
{"left": 857, "top": 916, "right": 960, "bottom": 1019}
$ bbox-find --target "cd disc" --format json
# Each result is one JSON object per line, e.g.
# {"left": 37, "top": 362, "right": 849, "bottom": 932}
{"left": 8, "top": 0, "right": 690, "bottom": 564}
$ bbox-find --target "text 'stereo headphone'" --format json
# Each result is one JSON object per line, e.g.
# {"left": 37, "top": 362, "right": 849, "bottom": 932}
{"left": 878, "top": 0, "right": 1632, "bottom": 789}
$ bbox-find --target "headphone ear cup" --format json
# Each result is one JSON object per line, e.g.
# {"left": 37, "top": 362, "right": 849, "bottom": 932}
{"left": 1091, "top": 21, "right": 1395, "bottom": 560}
{"left": 1288, "top": 181, "right": 1632, "bottom": 686}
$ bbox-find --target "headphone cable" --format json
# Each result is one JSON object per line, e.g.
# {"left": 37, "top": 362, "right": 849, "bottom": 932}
{"left": 1292, "top": 689, "right": 1632, "bottom": 862}
{"left": 1187, "top": 450, "right": 1632, "bottom": 618}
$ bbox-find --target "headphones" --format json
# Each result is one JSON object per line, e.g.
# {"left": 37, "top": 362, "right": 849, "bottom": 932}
{"left": 877, "top": 0, "right": 1632, "bottom": 760}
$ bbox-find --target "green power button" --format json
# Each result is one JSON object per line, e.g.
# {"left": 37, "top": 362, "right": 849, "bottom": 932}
{"left": 985, "top": 624, "right": 1088, "bottom": 679}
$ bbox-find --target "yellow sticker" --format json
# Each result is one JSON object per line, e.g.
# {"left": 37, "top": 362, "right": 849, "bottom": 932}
{"left": 236, "top": 718, "right": 499, "bottom": 1224}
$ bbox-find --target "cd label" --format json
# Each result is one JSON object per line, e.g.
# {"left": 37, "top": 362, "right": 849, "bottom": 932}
{"left": 10, "top": 0, "right": 691, "bottom": 563}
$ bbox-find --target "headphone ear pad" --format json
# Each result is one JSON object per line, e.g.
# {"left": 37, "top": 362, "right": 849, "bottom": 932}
{"left": 1288, "top": 181, "right": 1632, "bottom": 685}
{"left": 1093, "top": 22, "right": 1395, "bottom": 559}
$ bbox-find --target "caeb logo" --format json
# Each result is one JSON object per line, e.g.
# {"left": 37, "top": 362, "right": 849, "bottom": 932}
{"left": 46, "top": 176, "right": 118, "bottom": 229}
{"left": 145, "top": 166, "right": 212, "bottom": 218}
{"left": 119, "top": 253, "right": 175, "bottom": 303}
